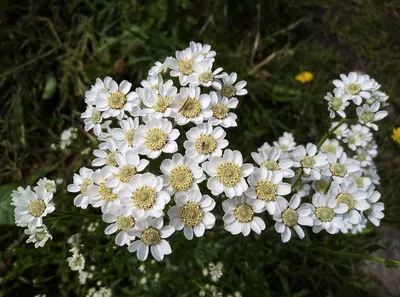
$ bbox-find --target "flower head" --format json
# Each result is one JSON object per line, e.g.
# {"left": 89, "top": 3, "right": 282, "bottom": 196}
{"left": 295, "top": 71, "right": 314, "bottom": 84}
{"left": 392, "top": 127, "right": 400, "bottom": 144}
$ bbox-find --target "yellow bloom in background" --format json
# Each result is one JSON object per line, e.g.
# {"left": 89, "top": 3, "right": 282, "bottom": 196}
{"left": 392, "top": 127, "right": 400, "bottom": 144}
{"left": 295, "top": 71, "right": 314, "bottom": 84}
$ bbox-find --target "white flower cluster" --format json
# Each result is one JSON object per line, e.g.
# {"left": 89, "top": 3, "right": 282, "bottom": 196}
{"left": 69, "top": 41, "right": 247, "bottom": 261}
{"left": 11, "top": 178, "right": 55, "bottom": 248}
{"left": 51, "top": 127, "right": 78, "bottom": 150}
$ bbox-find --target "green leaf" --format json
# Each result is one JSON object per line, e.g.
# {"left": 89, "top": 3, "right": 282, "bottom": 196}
{"left": 0, "top": 183, "right": 19, "bottom": 225}
{"left": 42, "top": 73, "right": 57, "bottom": 100}
{"left": 361, "top": 244, "right": 386, "bottom": 254}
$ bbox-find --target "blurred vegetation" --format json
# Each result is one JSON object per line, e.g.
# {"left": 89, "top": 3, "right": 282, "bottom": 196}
{"left": 0, "top": 0, "right": 399, "bottom": 296}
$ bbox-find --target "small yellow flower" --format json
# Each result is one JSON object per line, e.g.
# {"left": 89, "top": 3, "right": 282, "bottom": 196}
{"left": 392, "top": 127, "right": 400, "bottom": 144}
{"left": 295, "top": 71, "right": 314, "bottom": 84}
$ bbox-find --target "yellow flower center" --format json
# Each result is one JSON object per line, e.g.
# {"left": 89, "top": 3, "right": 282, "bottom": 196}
{"left": 329, "top": 163, "right": 347, "bottom": 177}
{"left": 347, "top": 136, "right": 356, "bottom": 144}
{"left": 199, "top": 71, "right": 213, "bottom": 83}
{"left": 141, "top": 227, "right": 161, "bottom": 246}
{"left": 256, "top": 180, "right": 277, "bottom": 201}
{"left": 105, "top": 151, "right": 117, "bottom": 166}
{"left": 315, "top": 206, "right": 334, "bottom": 222}
{"left": 280, "top": 144, "right": 288, "bottom": 152}
{"left": 211, "top": 102, "right": 229, "bottom": 120}
{"left": 99, "top": 182, "right": 117, "bottom": 202}
{"left": 28, "top": 200, "right": 46, "bottom": 217}
{"left": 154, "top": 95, "right": 170, "bottom": 113}
{"left": 361, "top": 111, "right": 375, "bottom": 123}
{"left": 322, "top": 143, "right": 337, "bottom": 154}
{"left": 336, "top": 192, "right": 356, "bottom": 210}
{"left": 108, "top": 91, "right": 127, "bottom": 109}
{"left": 169, "top": 166, "right": 194, "bottom": 192}
{"left": 125, "top": 129, "right": 136, "bottom": 147}
{"left": 80, "top": 179, "right": 92, "bottom": 196}
{"left": 179, "top": 202, "right": 204, "bottom": 227}
{"left": 330, "top": 97, "right": 343, "bottom": 111}
{"left": 180, "top": 97, "right": 201, "bottom": 118}
{"left": 216, "top": 162, "right": 243, "bottom": 187}
{"left": 221, "top": 84, "right": 236, "bottom": 98}
{"left": 353, "top": 176, "right": 364, "bottom": 188}
{"left": 116, "top": 216, "right": 135, "bottom": 231}
{"left": 145, "top": 128, "right": 168, "bottom": 151}
{"left": 117, "top": 165, "right": 137, "bottom": 183}
{"left": 261, "top": 160, "right": 280, "bottom": 171}
{"left": 344, "top": 83, "right": 361, "bottom": 95}
{"left": 300, "top": 156, "right": 315, "bottom": 169}
{"left": 195, "top": 134, "right": 217, "bottom": 155}
{"left": 131, "top": 186, "right": 157, "bottom": 210}
{"left": 178, "top": 59, "right": 194, "bottom": 75}
{"left": 91, "top": 112, "right": 101, "bottom": 124}
{"left": 234, "top": 203, "right": 254, "bottom": 223}
{"left": 282, "top": 208, "right": 299, "bottom": 227}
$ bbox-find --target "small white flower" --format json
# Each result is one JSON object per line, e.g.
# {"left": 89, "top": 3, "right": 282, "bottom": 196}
{"left": 102, "top": 205, "right": 136, "bottom": 246}
{"left": 208, "top": 91, "right": 238, "bottom": 128}
{"left": 188, "top": 59, "right": 223, "bottom": 87}
{"left": 331, "top": 122, "right": 349, "bottom": 140}
{"left": 273, "top": 132, "right": 296, "bottom": 155}
{"left": 203, "top": 149, "right": 254, "bottom": 198}
{"left": 160, "top": 153, "right": 205, "bottom": 195}
{"left": 207, "top": 262, "right": 223, "bottom": 282}
{"left": 168, "top": 189, "right": 216, "bottom": 240}
{"left": 141, "top": 74, "right": 164, "bottom": 91}
{"left": 365, "top": 189, "right": 384, "bottom": 226}
{"left": 273, "top": 195, "right": 314, "bottom": 243}
{"left": 257, "top": 142, "right": 271, "bottom": 154}
{"left": 78, "top": 270, "right": 93, "bottom": 285}
{"left": 348, "top": 171, "right": 372, "bottom": 191}
{"left": 368, "top": 90, "right": 389, "bottom": 107}
{"left": 142, "top": 80, "right": 178, "bottom": 118}
{"left": 213, "top": 72, "right": 247, "bottom": 99}
{"left": 311, "top": 176, "right": 332, "bottom": 194}
{"left": 293, "top": 181, "right": 311, "bottom": 198}
{"left": 119, "top": 173, "right": 170, "bottom": 220}
{"left": 325, "top": 88, "right": 351, "bottom": 118}
{"left": 356, "top": 102, "right": 388, "bottom": 131}
{"left": 322, "top": 152, "right": 360, "bottom": 183}
{"left": 343, "top": 124, "right": 373, "bottom": 151}
{"left": 60, "top": 127, "right": 78, "bottom": 150}
{"left": 333, "top": 72, "right": 378, "bottom": 105}
{"left": 127, "top": 217, "right": 175, "bottom": 261}
{"left": 184, "top": 123, "right": 229, "bottom": 163}
{"left": 85, "top": 77, "right": 109, "bottom": 104}
{"left": 130, "top": 87, "right": 147, "bottom": 117}
{"left": 36, "top": 177, "right": 57, "bottom": 194}
{"left": 111, "top": 117, "right": 140, "bottom": 151}
{"left": 24, "top": 225, "right": 53, "bottom": 248}
{"left": 222, "top": 195, "right": 266, "bottom": 236}
{"left": 148, "top": 60, "right": 169, "bottom": 76}
{"left": 365, "top": 165, "right": 380, "bottom": 185}
{"left": 92, "top": 139, "right": 118, "bottom": 167}
{"left": 14, "top": 186, "right": 55, "bottom": 229}
{"left": 320, "top": 139, "right": 344, "bottom": 158}
{"left": 81, "top": 105, "right": 103, "bottom": 136}
{"left": 354, "top": 148, "right": 373, "bottom": 167}
{"left": 67, "top": 249, "right": 85, "bottom": 271}
{"left": 189, "top": 41, "right": 216, "bottom": 60}
{"left": 251, "top": 147, "right": 294, "bottom": 178}
{"left": 292, "top": 143, "right": 327, "bottom": 180}
{"left": 366, "top": 141, "right": 378, "bottom": 158}
{"left": 68, "top": 167, "right": 94, "bottom": 209}
{"left": 168, "top": 47, "right": 204, "bottom": 86}
{"left": 134, "top": 118, "right": 179, "bottom": 159}
{"left": 246, "top": 168, "right": 292, "bottom": 214}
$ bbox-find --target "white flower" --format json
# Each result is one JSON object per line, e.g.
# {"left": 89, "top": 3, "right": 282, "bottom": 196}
{"left": 127, "top": 217, "right": 175, "bottom": 261}
{"left": 102, "top": 205, "right": 136, "bottom": 246}
{"left": 36, "top": 177, "right": 57, "bottom": 194}
{"left": 203, "top": 149, "right": 254, "bottom": 198}
{"left": 356, "top": 102, "right": 388, "bottom": 131}
{"left": 207, "top": 262, "right": 223, "bottom": 282}
{"left": 213, "top": 72, "right": 247, "bottom": 99}
{"left": 167, "top": 189, "right": 216, "bottom": 240}
{"left": 325, "top": 88, "right": 351, "bottom": 118}
{"left": 14, "top": 186, "right": 55, "bottom": 229}
{"left": 368, "top": 90, "right": 389, "bottom": 106}
{"left": 92, "top": 139, "right": 118, "bottom": 167}
{"left": 348, "top": 171, "right": 372, "bottom": 191}
{"left": 273, "top": 195, "right": 314, "bottom": 242}
{"left": 245, "top": 168, "right": 291, "bottom": 214}
{"left": 168, "top": 47, "right": 204, "bottom": 86}
{"left": 257, "top": 142, "right": 271, "bottom": 154}
{"left": 85, "top": 77, "right": 109, "bottom": 104}
{"left": 292, "top": 143, "right": 327, "bottom": 180}
{"left": 184, "top": 123, "right": 229, "bottom": 163}
{"left": 95, "top": 77, "right": 137, "bottom": 120}
{"left": 68, "top": 167, "right": 94, "bottom": 209}
{"left": 343, "top": 124, "right": 373, "bottom": 151}
{"left": 207, "top": 91, "right": 238, "bottom": 128}
{"left": 119, "top": 173, "right": 170, "bottom": 220}
{"left": 327, "top": 182, "right": 369, "bottom": 225}
{"left": 307, "top": 193, "right": 348, "bottom": 234}
{"left": 67, "top": 249, "right": 85, "bottom": 271}
{"left": 160, "top": 153, "right": 205, "bottom": 195}
{"left": 104, "top": 150, "right": 149, "bottom": 193}
{"left": 331, "top": 122, "right": 348, "bottom": 140}
{"left": 311, "top": 176, "right": 332, "bottom": 194}
{"left": 81, "top": 105, "right": 103, "bottom": 136}
{"left": 222, "top": 195, "right": 266, "bottom": 236}
{"left": 273, "top": 132, "right": 296, "bottom": 154}
{"left": 189, "top": 41, "right": 216, "bottom": 60}
{"left": 11, "top": 186, "right": 31, "bottom": 206}
{"left": 173, "top": 87, "right": 212, "bottom": 125}
{"left": 365, "top": 189, "right": 384, "bottom": 226}
{"left": 24, "top": 225, "right": 53, "bottom": 248}
{"left": 60, "top": 127, "right": 78, "bottom": 150}
{"left": 142, "top": 80, "right": 178, "bottom": 118}
{"left": 251, "top": 147, "right": 294, "bottom": 178}
{"left": 293, "top": 181, "right": 311, "bottom": 198}
{"left": 130, "top": 87, "right": 147, "bottom": 117}
{"left": 148, "top": 60, "right": 169, "bottom": 76}
{"left": 111, "top": 117, "right": 139, "bottom": 151}
{"left": 87, "top": 168, "right": 121, "bottom": 213}
{"left": 366, "top": 141, "right": 378, "bottom": 158}
{"left": 322, "top": 152, "right": 360, "bottom": 183}
{"left": 78, "top": 270, "right": 93, "bottom": 285}
{"left": 188, "top": 59, "right": 223, "bottom": 87}
{"left": 333, "top": 72, "right": 378, "bottom": 105}
{"left": 320, "top": 139, "right": 344, "bottom": 158}
{"left": 365, "top": 165, "right": 380, "bottom": 185}
{"left": 134, "top": 118, "right": 179, "bottom": 159}
{"left": 141, "top": 74, "right": 164, "bottom": 91}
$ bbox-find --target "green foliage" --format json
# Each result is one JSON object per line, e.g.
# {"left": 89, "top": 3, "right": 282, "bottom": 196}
{"left": 0, "top": 184, "right": 18, "bottom": 225}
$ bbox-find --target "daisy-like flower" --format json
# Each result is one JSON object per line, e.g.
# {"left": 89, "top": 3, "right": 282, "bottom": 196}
{"left": 365, "top": 189, "right": 384, "bottom": 226}
{"left": 119, "top": 173, "right": 170, "bottom": 220}
{"left": 207, "top": 91, "right": 238, "bottom": 128}
{"left": 134, "top": 118, "right": 179, "bottom": 159}
{"left": 325, "top": 88, "right": 351, "bottom": 118}
{"left": 140, "top": 74, "right": 164, "bottom": 91}
{"left": 312, "top": 176, "right": 332, "bottom": 194}
{"left": 307, "top": 193, "right": 348, "bottom": 234}
{"left": 292, "top": 143, "right": 327, "bottom": 180}
{"left": 111, "top": 117, "right": 139, "bottom": 152}
{"left": 332, "top": 72, "right": 378, "bottom": 105}
{"left": 257, "top": 142, "right": 271, "bottom": 154}
{"left": 251, "top": 147, "right": 295, "bottom": 178}
{"left": 92, "top": 139, "right": 118, "bottom": 167}
{"left": 130, "top": 87, "right": 148, "bottom": 117}
{"left": 14, "top": 186, "right": 55, "bottom": 229}
{"left": 189, "top": 41, "right": 216, "bottom": 60}
{"left": 173, "top": 87, "right": 212, "bottom": 125}
{"left": 87, "top": 168, "right": 120, "bottom": 213}
{"left": 320, "top": 139, "right": 344, "bottom": 158}
{"left": 203, "top": 149, "right": 253, "bottom": 198}
{"left": 188, "top": 59, "right": 223, "bottom": 87}
{"left": 148, "top": 60, "right": 169, "bottom": 76}
{"left": 348, "top": 171, "right": 372, "bottom": 191}
{"left": 354, "top": 148, "right": 373, "bottom": 168}
{"left": 102, "top": 206, "right": 136, "bottom": 246}
{"left": 322, "top": 152, "right": 360, "bottom": 183}
{"left": 366, "top": 140, "right": 378, "bottom": 158}
{"left": 365, "top": 166, "right": 380, "bottom": 185}
{"left": 273, "top": 132, "right": 297, "bottom": 155}
{"left": 222, "top": 195, "right": 266, "bottom": 236}
{"left": 331, "top": 122, "right": 349, "bottom": 140}
{"left": 36, "top": 177, "right": 56, "bottom": 194}
{"left": 11, "top": 186, "right": 31, "bottom": 206}
{"left": 68, "top": 167, "right": 94, "bottom": 209}
{"left": 168, "top": 47, "right": 204, "bottom": 86}
{"left": 368, "top": 90, "right": 389, "bottom": 107}
{"left": 105, "top": 150, "right": 149, "bottom": 193}
{"left": 24, "top": 225, "right": 53, "bottom": 248}
{"left": 127, "top": 217, "right": 174, "bottom": 261}
{"left": 246, "top": 168, "right": 291, "bottom": 214}
{"left": 327, "top": 182, "right": 369, "bottom": 225}
{"left": 343, "top": 124, "right": 373, "bottom": 151}
{"left": 95, "top": 77, "right": 138, "bottom": 120}
{"left": 213, "top": 72, "right": 247, "bottom": 99}
{"left": 81, "top": 105, "right": 103, "bottom": 136}
{"left": 273, "top": 195, "right": 313, "bottom": 242}
{"left": 184, "top": 123, "right": 229, "bottom": 163}
{"left": 160, "top": 153, "right": 205, "bottom": 195}
{"left": 167, "top": 189, "right": 216, "bottom": 240}
{"left": 85, "top": 77, "right": 110, "bottom": 104}
{"left": 356, "top": 102, "right": 388, "bottom": 131}
{"left": 67, "top": 248, "right": 85, "bottom": 271}
{"left": 142, "top": 80, "right": 178, "bottom": 118}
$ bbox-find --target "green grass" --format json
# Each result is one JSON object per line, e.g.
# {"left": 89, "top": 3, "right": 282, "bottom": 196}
{"left": 1, "top": 0, "right": 400, "bottom": 296}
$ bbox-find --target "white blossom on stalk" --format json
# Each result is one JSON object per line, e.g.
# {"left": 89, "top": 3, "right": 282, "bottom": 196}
{"left": 348, "top": 171, "right": 372, "bottom": 191}
{"left": 356, "top": 102, "right": 388, "bottom": 131}
{"left": 36, "top": 177, "right": 57, "bottom": 194}
{"left": 81, "top": 105, "right": 103, "bottom": 136}
{"left": 111, "top": 117, "right": 139, "bottom": 151}
{"left": 188, "top": 59, "right": 223, "bottom": 87}
{"left": 324, "top": 88, "right": 350, "bottom": 118}
{"left": 168, "top": 47, "right": 204, "bottom": 86}
{"left": 189, "top": 41, "right": 216, "bottom": 60}
{"left": 148, "top": 60, "right": 169, "bottom": 76}
{"left": 142, "top": 80, "right": 178, "bottom": 118}
{"left": 141, "top": 74, "right": 164, "bottom": 91}
{"left": 102, "top": 206, "right": 136, "bottom": 246}
{"left": 208, "top": 91, "right": 238, "bottom": 128}
{"left": 364, "top": 189, "right": 384, "bottom": 226}
{"left": 292, "top": 143, "right": 327, "bottom": 180}
{"left": 331, "top": 122, "right": 348, "bottom": 140}
{"left": 68, "top": 167, "right": 94, "bottom": 209}
{"left": 92, "top": 139, "right": 118, "bottom": 167}
{"left": 24, "top": 225, "right": 53, "bottom": 248}
{"left": 251, "top": 147, "right": 294, "bottom": 178}
{"left": 320, "top": 139, "right": 344, "bottom": 158}
{"left": 67, "top": 247, "right": 85, "bottom": 271}
{"left": 273, "top": 132, "right": 296, "bottom": 155}
{"left": 322, "top": 152, "right": 360, "bottom": 184}
{"left": 213, "top": 72, "right": 247, "bottom": 99}
{"left": 85, "top": 77, "right": 109, "bottom": 104}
